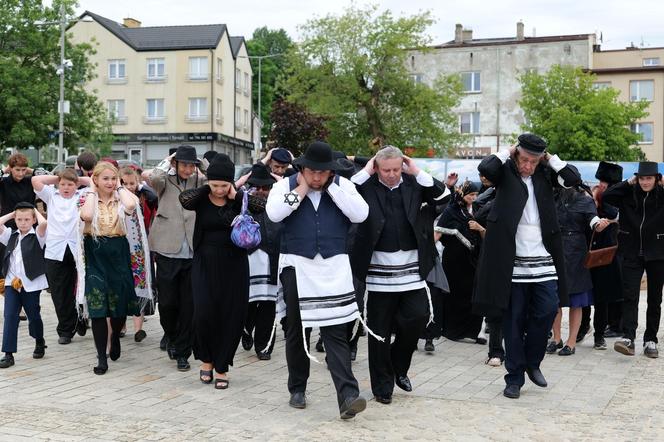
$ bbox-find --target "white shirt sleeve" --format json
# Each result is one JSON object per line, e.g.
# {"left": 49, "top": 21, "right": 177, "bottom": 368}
{"left": 35, "top": 185, "right": 55, "bottom": 205}
{"left": 547, "top": 154, "right": 567, "bottom": 173}
{"left": 589, "top": 216, "right": 601, "bottom": 230}
{"left": 266, "top": 178, "right": 299, "bottom": 222}
{"left": 37, "top": 230, "right": 47, "bottom": 248}
{"left": 350, "top": 169, "right": 371, "bottom": 186}
{"left": 415, "top": 170, "right": 434, "bottom": 187}
{"left": 326, "top": 177, "right": 369, "bottom": 223}
{"left": 0, "top": 228, "right": 12, "bottom": 246}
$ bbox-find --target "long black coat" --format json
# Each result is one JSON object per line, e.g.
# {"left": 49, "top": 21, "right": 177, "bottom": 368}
{"left": 473, "top": 155, "right": 580, "bottom": 316}
{"left": 351, "top": 173, "right": 447, "bottom": 282}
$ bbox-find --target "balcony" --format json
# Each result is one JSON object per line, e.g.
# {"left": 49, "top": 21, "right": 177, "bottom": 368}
{"left": 243, "top": 125, "right": 249, "bottom": 133}
{"left": 216, "top": 75, "right": 224, "bottom": 85}
{"left": 142, "top": 116, "right": 167, "bottom": 125}
{"left": 185, "top": 114, "right": 209, "bottom": 123}
{"left": 143, "top": 75, "right": 168, "bottom": 84}
{"left": 187, "top": 73, "right": 209, "bottom": 82}
{"left": 104, "top": 76, "right": 128, "bottom": 85}
{"left": 215, "top": 115, "right": 224, "bottom": 125}
{"left": 111, "top": 116, "right": 128, "bottom": 125}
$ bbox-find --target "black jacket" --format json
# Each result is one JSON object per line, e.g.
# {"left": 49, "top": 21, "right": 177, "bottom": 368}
{"left": 351, "top": 173, "right": 448, "bottom": 282}
{"left": 473, "top": 154, "right": 580, "bottom": 315}
{"left": 602, "top": 180, "right": 664, "bottom": 261}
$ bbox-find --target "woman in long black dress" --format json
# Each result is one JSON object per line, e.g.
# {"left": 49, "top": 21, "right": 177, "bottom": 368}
{"left": 435, "top": 181, "right": 485, "bottom": 343}
{"left": 179, "top": 154, "right": 261, "bottom": 389}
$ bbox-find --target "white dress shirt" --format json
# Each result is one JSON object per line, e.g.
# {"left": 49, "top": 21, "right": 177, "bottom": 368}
{"left": 0, "top": 227, "right": 48, "bottom": 292}
{"left": 35, "top": 185, "right": 85, "bottom": 261}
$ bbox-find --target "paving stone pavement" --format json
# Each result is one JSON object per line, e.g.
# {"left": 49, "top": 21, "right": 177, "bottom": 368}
{"left": 0, "top": 291, "right": 663, "bottom": 441}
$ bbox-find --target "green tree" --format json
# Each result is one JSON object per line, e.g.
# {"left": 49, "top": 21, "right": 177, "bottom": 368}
{"left": 246, "top": 27, "right": 293, "bottom": 139}
{"left": 281, "top": 4, "right": 464, "bottom": 156}
{"left": 519, "top": 65, "right": 648, "bottom": 161}
{"left": 0, "top": 0, "right": 111, "bottom": 154}
{"left": 268, "top": 98, "right": 329, "bottom": 156}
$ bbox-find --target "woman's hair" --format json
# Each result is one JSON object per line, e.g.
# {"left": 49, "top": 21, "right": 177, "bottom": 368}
{"left": 8, "top": 153, "right": 28, "bottom": 168}
{"left": 119, "top": 166, "right": 138, "bottom": 178}
{"left": 91, "top": 161, "right": 118, "bottom": 182}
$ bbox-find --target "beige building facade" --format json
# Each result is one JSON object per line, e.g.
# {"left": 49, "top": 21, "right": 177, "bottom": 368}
{"left": 592, "top": 47, "right": 664, "bottom": 161}
{"left": 70, "top": 11, "right": 254, "bottom": 166}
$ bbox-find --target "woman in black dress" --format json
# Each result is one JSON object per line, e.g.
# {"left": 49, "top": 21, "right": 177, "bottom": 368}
{"left": 435, "top": 181, "right": 485, "bottom": 343}
{"left": 179, "top": 154, "right": 261, "bottom": 389}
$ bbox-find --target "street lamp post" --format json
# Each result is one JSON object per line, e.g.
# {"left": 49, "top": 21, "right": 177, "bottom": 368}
{"left": 58, "top": 3, "right": 65, "bottom": 164}
{"left": 240, "top": 53, "right": 284, "bottom": 135}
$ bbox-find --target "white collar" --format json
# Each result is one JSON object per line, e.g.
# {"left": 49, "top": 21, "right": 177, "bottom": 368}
{"left": 378, "top": 176, "right": 404, "bottom": 191}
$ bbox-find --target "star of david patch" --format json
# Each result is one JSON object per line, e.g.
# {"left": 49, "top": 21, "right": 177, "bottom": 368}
{"left": 284, "top": 191, "right": 299, "bottom": 206}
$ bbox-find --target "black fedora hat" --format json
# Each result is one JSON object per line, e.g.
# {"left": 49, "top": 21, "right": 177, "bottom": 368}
{"left": 247, "top": 163, "right": 277, "bottom": 187}
{"left": 173, "top": 145, "right": 201, "bottom": 165}
{"left": 293, "top": 141, "right": 338, "bottom": 171}
{"left": 595, "top": 161, "right": 623, "bottom": 185}
{"left": 635, "top": 161, "right": 660, "bottom": 177}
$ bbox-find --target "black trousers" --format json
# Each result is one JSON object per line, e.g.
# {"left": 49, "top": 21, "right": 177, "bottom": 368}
{"left": 620, "top": 257, "right": 664, "bottom": 343}
{"left": 281, "top": 267, "right": 359, "bottom": 407}
{"left": 503, "top": 281, "right": 558, "bottom": 387}
{"left": 367, "top": 288, "right": 429, "bottom": 397}
{"left": 245, "top": 300, "right": 276, "bottom": 354}
{"left": 45, "top": 247, "right": 80, "bottom": 338}
{"left": 156, "top": 254, "right": 193, "bottom": 359}
{"left": 422, "top": 283, "right": 443, "bottom": 340}
{"left": 487, "top": 316, "right": 505, "bottom": 360}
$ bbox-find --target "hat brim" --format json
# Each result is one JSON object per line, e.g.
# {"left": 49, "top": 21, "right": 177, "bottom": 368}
{"left": 175, "top": 158, "right": 201, "bottom": 165}
{"left": 634, "top": 172, "right": 661, "bottom": 177}
{"left": 248, "top": 177, "right": 277, "bottom": 187}
{"left": 293, "top": 157, "right": 338, "bottom": 171}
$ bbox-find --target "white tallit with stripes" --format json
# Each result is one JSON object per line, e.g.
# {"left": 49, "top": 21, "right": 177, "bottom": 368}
{"left": 248, "top": 249, "right": 278, "bottom": 303}
{"left": 366, "top": 249, "right": 427, "bottom": 292}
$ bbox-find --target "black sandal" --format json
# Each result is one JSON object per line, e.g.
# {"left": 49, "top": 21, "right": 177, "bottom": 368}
{"left": 214, "top": 377, "right": 229, "bottom": 390}
{"left": 199, "top": 369, "right": 213, "bottom": 384}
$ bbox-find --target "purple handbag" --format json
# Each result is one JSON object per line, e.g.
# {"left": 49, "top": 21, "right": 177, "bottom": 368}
{"left": 230, "top": 191, "right": 261, "bottom": 249}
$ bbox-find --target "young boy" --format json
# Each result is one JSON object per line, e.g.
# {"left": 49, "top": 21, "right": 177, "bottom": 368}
{"left": 32, "top": 169, "right": 91, "bottom": 344}
{"left": 0, "top": 203, "right": 48, "bottom": 368}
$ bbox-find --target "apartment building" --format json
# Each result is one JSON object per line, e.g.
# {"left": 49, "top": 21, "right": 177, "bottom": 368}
{"left": 592, "top": 46, "right": 664, "bottom": 161}
{"left": 409, "top": 22, "right": 596, "bottom": 158}
{"left": 70, "top": 11, "right": 254, "bottom": 166}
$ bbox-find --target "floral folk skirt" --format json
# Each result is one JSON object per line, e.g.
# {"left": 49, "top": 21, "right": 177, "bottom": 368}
{"left": 84, "top": 236, "right": 139, "bottom": 319}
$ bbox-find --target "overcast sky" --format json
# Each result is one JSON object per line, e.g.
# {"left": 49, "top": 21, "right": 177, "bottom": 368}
{"left": 69, "top": 0, "right": 664, "bottom": 50}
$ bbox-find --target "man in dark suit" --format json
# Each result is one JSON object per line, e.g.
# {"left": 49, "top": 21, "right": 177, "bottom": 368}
{"left": 351, "top": 145, "right": 448, "bottom": 405}
{"left": 474, "top": 134, "right": 580, "bottom": 399}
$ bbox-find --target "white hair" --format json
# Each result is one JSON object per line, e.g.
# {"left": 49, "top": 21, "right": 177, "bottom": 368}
{"left": 375, "top": 145, "right": 403, "bottom": 164}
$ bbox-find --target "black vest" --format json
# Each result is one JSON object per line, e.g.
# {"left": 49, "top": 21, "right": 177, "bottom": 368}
{"left": 374, "top": 185, "right": 418, "bottom": 252}
{"left": 280, "top": 175, "right": 350, "bottom": 259}
{"left": 2, "top": 231, "right": 46, "bottom": 281}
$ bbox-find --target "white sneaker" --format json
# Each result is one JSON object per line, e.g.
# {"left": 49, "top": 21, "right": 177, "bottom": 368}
{"left": 486, "top": 357, "right": 502, "bottom": 367}
{"left": 644, "top": 341, "right": 659, "bottom": 358}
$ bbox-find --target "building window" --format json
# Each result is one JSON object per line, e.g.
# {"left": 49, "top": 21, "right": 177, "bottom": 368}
{"left": 145, "top": 99, "right": 165, "bottom": 123}
{"left": 459, "top": 112, "right": 480, "bottom": 134}
{"left": 235, "top": 106, "right": 241, "bottom": 129}
{"left": 630, "top": 80, "right": 654, "bottom": 101}
{"left": 461, "top": 71, "right": 481, "bottom": 93}
{"left": 187, "top": 98, "right": 207, "bottom": 121}
{"left": 631, "top": 122, "right": 654, "bottom": 144}
{"left": 243, "top": 109, "right": 249, "bottom": 132}
{"left": 216, "top": 58, "right": 223, "bottom": 83}
{"left": 107, "top": 59, "right": 126, "bottom": 83}
{"left": 188, "top": 57, "right": 208, "bottom": 80}
{"left": 107, "top": 100, "right": 126, "bottom": 124}
{"left": 643, "top": 58, "right": 661, "bottom": 67}
{"left": 593, "top": 82, "right": 611, "bottom": 90}
{"left": 235, "top": 68, "right": 241, "bottom": 92}
{"left": 244, "top": 72, "right": 250, "bottom": 96}
{"left": 146, "top": 58, "right": 166, "bottom": 80}
{"left": 216, "top": 99, "right": 223, "bottom": 124}
{"left": 409, "top": 73, "right": 424, "bottom": 84}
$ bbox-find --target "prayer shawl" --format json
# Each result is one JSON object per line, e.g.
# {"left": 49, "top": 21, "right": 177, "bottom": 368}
{"left": 248, "top": 249, "right": 278, "bottom": 303}
{"left": 76, "top": 194, "right": 153, "bottom": 318}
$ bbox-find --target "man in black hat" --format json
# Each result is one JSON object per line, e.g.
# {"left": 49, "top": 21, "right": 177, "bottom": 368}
{"left": 350, "top": 145, "right": 449, "bottom": 405}
{"left": 474, "top": 133, "right": 581, "bottom": 399}
{"left": 240, "top": 163, "right": 283, "bottom": 360}
{"left": 142, "top": 145, "right": 206, "bottom": 371}
{"left": 261, "top": 147, "right": 293, "bottom": 177}
{"left": 603, "top": 161, "right": 664, "bottom": 358}
{"left": 266, "top": 141, "right": 369, "bottom": 419}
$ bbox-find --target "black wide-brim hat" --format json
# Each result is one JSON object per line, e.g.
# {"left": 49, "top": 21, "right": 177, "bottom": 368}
{"left": 247, "top": 163, "right": 277, "bottom": 187}
{"left": 293, "top": 141, "right": 338, "bottom": 171}
{"left": 517, "top": 133, "right": 547, "bottom": 155}
{"left": 635, "top": 161, "right": 661, "bottom": 177}
{"left": 595, "top": 161, "right": 623, "bottom": 184}
{"left": 206, "top": 154, "right": 235, "bottom": 182}
{"left": 173, "top": 145, "right": 201, "bottom": 165}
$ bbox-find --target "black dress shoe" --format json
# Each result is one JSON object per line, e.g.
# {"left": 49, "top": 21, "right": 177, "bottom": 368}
{"left": 76, "top": 319, "right": 88, "bottom": 337}
{"left": 526, "top": 367, "right": 547, "bottom": 388}
{"left": 58, "top": 336, "right": 72, "bottom": 345}
{"left": 257, "top": 352, "right": 271, "bottom": 360}
{"left": 134, "top": 330, "right": 147, "bottom": 342}
{"left": 315, "top": 337, "right": 325, "bottom": 353}
{"left": 0, "top": 354, "right": 15, "bottom": 368}
{"left": 424, "top": 339, "right": 435, "bottom": 352}
{"left": 167, "top": 346, "right": 177, "bottom": 360}
{"left": 109, "top": 333, "right": 121, "bottom": 361}
{"left": 395, "top": 375, "right": 412, "bottom": 392}
{"left": 339, "top": 396, "right": 367, "bottom": 419}
{"left": 289, "top": 392, "right": 306, "bottom": 409}
{"left": 160, "top": 335, "right": 169, "bottom": 351}
{"left": 503, "top": 384, "right": 521, "bottom": 399}
{"left": 374, "top": 394, "right": 392, "bottom": 404}
{"left": 33, "top": 341, "right": 47, "bottom": 359}
{"left": 93, "top": 356, "right": 108, "bottom": 375}
{"left": 241, "top": 331, "right": 253, "bottom": 351}
{"left": 176, "top": 357, "right": 191, "bottom": 371}
{"left": 576, "top": 326, "right": 589, "bottom": 343}
{"left": 604, "top": 327, "right": 622, "bottom": 338}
